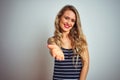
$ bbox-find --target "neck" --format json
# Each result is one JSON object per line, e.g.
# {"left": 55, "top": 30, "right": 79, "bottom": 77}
{"left": 61, "top": 32, "right": 72, "bottom": 49}
{"left": 62, "top": 32, "right": 69, "bottom": 39}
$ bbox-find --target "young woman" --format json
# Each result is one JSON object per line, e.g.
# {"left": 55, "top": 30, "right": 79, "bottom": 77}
{"left": 47, "top": 5, "right": 89, "bottom": 80}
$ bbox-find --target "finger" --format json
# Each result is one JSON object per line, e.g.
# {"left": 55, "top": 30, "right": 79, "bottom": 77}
{"left": 56, "top": 55, "right": 61, "bottom": 61}
{"left": 56, "top": 54, "right": 63, "bottom": 61}
{"left": 62, "top": 55, "right": 65, "bottom": 60}
{"left": 60, "top": 54, "right": 64, "bottom": 61}
{"left": 51, "top": 50, "right": 57, "bottom": 58}
{"left": 54, "top": 49, "right": 64, "bottom": 61}
{"left": 52, "top": 52, "right": 56, "bottom": 58}
{"left": 55, "top": 56, "right": 59, "bottom": 60}
{"left": 60, "top": 52, "right": 64, "bottom": 60}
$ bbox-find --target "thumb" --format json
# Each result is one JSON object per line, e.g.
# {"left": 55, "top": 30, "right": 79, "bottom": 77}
{"left": 47, "top": 44, "right": 55, "bottom": 49}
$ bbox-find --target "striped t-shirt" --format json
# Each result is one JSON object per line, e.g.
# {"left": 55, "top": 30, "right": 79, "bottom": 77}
{"left": 53, "top": 47, "right": 83, "bottom": 80}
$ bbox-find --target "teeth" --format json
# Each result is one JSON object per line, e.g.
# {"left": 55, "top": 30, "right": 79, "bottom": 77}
{"left": 65, "top": 24, "right": 69, "bottom": 28}
{"left": 66, "top": 25, "right": 69, "bottom": 27}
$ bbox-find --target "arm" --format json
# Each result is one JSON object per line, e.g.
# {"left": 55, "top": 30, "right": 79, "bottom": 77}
{"left": 47, "top": 37, "right": 64, "bottom": 61}
{"left": 79, "top": 46, "right": 89, "bottom": 80}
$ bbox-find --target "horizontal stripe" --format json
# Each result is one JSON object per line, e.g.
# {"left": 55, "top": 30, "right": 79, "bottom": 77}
{"left": 54, "top": 71, "right": 80, "bottom": 74}
{"left": 54, "top": 65, "right": 82, "bottom": 68}
{"left": 54, "top": 74, "right": 80, "bottom": 76}
{"left": 55, "top": 61, "right": 82, "bottom": 66}
{"left": 54, "top": 71, "right": 81, "bottom": 75}
{"left": 53, "top": 48, "right": 82, "bottom": 79}
{"left": 53, "top": 75, "right": 79, "bottom": 79}
{"left": 54, "top": 69, "right": 81, "bottom": 73}
{"left": 54, "top": 78, "right": 79, "bottom": 80}
{"left": 55, "top": 58, "right": 82, "bottom": 61}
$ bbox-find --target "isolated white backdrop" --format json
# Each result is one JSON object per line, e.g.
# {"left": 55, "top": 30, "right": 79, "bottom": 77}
{"left": 0, "top": 0, "right": 120, "bottom": 80}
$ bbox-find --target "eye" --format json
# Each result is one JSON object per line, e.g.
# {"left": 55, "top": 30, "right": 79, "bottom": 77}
{"left": 71, "top": 19, "right": 75, "bottom": 22}
{"left": 64, "top": 16, "right": 69, "bottom": 20}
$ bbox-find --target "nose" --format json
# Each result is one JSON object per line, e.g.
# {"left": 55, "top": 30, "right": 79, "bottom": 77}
{"left": 67, "top": 19, "right": 72, "bottom": 26}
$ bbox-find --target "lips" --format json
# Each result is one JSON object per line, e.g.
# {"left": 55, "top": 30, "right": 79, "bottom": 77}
{"left": 64, "top": 24, "right": 70, "bottom": 28}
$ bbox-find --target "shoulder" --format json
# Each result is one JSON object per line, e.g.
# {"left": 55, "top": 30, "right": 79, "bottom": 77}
{"left": 82, "top": 34, "right": 87, "bottom": 40}
{"left": 47, "top": 36, "right": 55, "bottom": 44}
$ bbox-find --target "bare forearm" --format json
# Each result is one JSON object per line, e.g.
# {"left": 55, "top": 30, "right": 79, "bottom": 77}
{"left": 79, "top": 46, "right": 89, "bottom": 80}
{"left": 79, "top": 64, "right": 89, "bottom": 80}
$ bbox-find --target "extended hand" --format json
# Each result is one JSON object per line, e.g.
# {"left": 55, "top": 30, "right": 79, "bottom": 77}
{"left": 47, "top": 44, "right": 64, "bottom": 61}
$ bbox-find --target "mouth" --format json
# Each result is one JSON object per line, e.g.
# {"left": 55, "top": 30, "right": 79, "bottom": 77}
{"left": 64, "top": 24, "right": 70, "bottom": 28}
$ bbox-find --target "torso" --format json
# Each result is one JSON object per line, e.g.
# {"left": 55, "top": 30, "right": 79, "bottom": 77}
{"left": 53, "top": 47, "right": 83, "bottom": 80}
{"left": 61, "top": 37, "right": 72, "bottom": 49}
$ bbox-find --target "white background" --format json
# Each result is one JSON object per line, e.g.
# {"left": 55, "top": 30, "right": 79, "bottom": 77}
{"left": 0, "top": 0, "right": 120, "bottom": 80}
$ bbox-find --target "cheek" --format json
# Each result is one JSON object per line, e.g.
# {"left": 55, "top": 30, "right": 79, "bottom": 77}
{"left": 59, "top": 20, "right": 62, "bottom": 27}
{"left": 71, "top": 23, "right": 75, "bottom": 27}
{"left": 59, "top": 19, "right": 64, "bottom": 26}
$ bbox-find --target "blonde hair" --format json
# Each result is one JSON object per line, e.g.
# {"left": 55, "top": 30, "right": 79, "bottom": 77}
{"left": 48, "top": 5, "right": 87, "bottom": 65}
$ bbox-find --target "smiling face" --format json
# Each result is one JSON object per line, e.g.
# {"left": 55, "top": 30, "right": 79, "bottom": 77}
{"left": 59, "top": 10, "right": 76, "bottom": 33}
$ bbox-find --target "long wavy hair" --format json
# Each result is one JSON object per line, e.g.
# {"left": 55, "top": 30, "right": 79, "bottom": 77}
{"left": 49, "top": 5, "right": 87, "bottom": 65}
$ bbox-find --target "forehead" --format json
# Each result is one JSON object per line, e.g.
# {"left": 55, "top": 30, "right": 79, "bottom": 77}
{"left": 62, "top": 10, "right": 76, "bottom": 19}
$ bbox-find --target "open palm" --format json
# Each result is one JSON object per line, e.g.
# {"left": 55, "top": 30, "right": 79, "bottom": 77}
{"left": 47, "top": 44, "right": 64, "bottom": 61}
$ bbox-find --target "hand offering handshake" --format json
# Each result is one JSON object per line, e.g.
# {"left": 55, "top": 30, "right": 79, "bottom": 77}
{"left": 47, "top": 44, "right": 64, "bottom": 61}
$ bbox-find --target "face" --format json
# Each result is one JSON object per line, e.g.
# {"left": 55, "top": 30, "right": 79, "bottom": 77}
{"left": 59, "top": 10, "right": 76, "bottom": 33}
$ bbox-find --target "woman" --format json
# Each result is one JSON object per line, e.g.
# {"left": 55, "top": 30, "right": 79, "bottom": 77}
{"left": 47, "top": 5, "right": 89, "bottom": 80}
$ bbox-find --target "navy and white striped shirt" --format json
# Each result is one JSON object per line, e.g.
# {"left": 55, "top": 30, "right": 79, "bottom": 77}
{"left": 53, "top": 47, "right": 83, "bottom": 80}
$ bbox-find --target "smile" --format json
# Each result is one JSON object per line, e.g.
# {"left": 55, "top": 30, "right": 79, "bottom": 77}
{"left": 64, "top": 24, "right": 70, "bottom": 28}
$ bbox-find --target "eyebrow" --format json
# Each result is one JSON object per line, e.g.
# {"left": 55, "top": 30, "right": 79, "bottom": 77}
{"left": 64, "top": 15, "right": 76, "bottom": 21}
